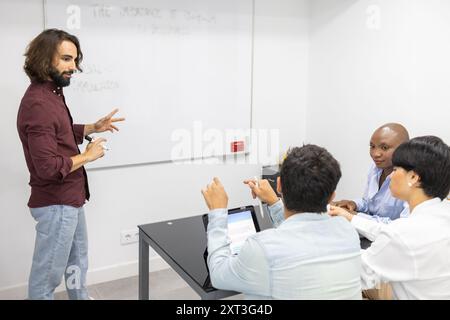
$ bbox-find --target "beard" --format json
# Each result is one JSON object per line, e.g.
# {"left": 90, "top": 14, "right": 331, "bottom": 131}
{"left": 49, "top": 68, "right": 73, "bottom": 87}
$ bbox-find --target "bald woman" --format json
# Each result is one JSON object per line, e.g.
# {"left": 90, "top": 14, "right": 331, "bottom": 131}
{"left": 333, "top": 123, "right": 410, "bottom": 240}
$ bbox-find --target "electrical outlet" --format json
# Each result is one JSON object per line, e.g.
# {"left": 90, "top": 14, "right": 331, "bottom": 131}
{"left": 120, "top": 228, "right": 139, "bottom": 245}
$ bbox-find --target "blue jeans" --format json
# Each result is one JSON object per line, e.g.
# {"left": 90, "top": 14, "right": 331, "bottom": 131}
{"left": 28, "top": 205, "right": 89, "bottom": 300}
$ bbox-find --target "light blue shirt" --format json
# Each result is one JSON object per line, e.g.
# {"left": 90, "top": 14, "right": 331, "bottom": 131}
{"left": 207, "top": 203, "right": 362, "bottom": 299}
{"left": 353, "top": 164, "right": 409, "bottom": 223}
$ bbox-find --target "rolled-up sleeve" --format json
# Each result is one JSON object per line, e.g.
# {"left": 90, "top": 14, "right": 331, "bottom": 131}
{"left": 354, "top": 197, "right": 368, "bottom": 213}
{"left": 24, "top": 101, "right": 73, "bottom": 181}
{"left": 73, "top": 124, "right": 85, "bottom": 145}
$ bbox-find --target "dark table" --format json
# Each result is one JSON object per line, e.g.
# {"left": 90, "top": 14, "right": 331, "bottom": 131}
{"left": 138, "top": 206, "right": 371, "bottom": 299}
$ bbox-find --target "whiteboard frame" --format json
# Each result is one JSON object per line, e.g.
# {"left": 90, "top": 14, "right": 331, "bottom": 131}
{"left": 43, "top": 0, "right": 255, "bottom": 170}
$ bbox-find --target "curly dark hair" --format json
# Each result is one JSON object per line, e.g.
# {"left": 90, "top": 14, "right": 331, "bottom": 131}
{"left": 280, "top": 144, "right": 342, "bottom": 213}
{"left": 24, "top": 29, "right": 83, "bottom": 82}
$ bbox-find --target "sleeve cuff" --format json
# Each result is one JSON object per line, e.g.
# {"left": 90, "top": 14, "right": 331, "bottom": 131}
{"left": 353, "top": 198, "right": 364, "bottom": 212}
{"left": 208, "top": 208, "right": 228, "bottom": 228}
{"left": 356, "top": 212, "right": 372, "bottom": 220}
{"left": 58, "top": 156, "right": 73, "bottom": 180}
{"left": 73, "top": 124, "right": 85, "bottom": 145}
{"left": 267, "top": 199, "right": 284, "bottom": 227}
{"left": 268, "top": 199, "right": 282, "bottom": 210}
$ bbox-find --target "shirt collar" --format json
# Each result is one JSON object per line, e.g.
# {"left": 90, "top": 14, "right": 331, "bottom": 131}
{"left": 373, "top": 164, "right": 393, "bottom": 179}
{"left": 410, "top": 197, "right": 442, "bottom": 215}
{"left": 280, "top": 212, "right": 330, "bottom": 227}
{"left": 32, "top": 80, "right": 64, "bottom": 96}
{"left": 371, "top": 164, "right": 394, "bottom": 189}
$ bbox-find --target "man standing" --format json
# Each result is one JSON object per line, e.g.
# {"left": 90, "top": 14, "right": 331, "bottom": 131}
{"left": 17, "top": 29, "right": 124, "bottom": 299}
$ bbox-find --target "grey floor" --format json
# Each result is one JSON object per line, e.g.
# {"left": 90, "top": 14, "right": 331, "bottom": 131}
{"left": 54, "top": 267, "right": 244, "bottom": 300}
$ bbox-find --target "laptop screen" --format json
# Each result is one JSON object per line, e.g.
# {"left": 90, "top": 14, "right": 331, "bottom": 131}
{"left": 227, "top": 210, "right": 258, "bottom": 255}
{"left": 202, "top": 205, "right": 260, "bottom": 256}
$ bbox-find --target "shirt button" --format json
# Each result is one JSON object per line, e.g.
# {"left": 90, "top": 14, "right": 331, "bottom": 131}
{"left": 53, "top": 90, "right": 56, "bottom": 93}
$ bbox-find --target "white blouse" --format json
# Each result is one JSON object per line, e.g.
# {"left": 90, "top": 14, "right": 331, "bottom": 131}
{"left": 361, "top": 198, "right": 450, "bottom": 299}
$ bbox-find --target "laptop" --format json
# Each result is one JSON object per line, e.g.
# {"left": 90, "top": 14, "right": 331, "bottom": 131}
{"left": 202, "top": 205, "right": 261, "bottom": 255}
{"left": 201, "top": 205, "right": 261, "bottom": 290}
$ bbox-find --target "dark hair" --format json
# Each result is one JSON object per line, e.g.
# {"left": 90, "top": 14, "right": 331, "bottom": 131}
{"left": 392, "top": 136, "right": 450, "bottom": 200}
{"left": 280, "top": 144, "right": 342, "bottom": 213}
{"left": 24, "top": 29, "right": 83, "bottom": 82}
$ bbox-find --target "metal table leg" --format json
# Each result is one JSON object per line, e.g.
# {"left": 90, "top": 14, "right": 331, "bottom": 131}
{"left": 139, "top": 230, "right": 149, "bottom": 300}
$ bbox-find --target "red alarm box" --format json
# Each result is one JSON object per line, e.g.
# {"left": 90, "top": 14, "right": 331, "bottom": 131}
{"left": 230, "top": 140, "right": 245, "bottom": 153}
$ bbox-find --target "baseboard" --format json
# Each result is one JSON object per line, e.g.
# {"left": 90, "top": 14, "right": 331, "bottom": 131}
{"left": 0, "top": 255, "right": 170, "bottom": 300}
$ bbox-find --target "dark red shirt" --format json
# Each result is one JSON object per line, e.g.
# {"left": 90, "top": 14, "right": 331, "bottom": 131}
{"left": 17, "top": 81, "right": 90, "bottom": 208}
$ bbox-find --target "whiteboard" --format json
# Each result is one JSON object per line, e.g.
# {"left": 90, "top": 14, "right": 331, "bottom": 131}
{"left": 45, "top": 0, "right": 253, "bottom": 168}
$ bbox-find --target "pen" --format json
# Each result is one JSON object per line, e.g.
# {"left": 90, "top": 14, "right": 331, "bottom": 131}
{"left": 254, "top": 176, "right": 264, "bottom": 218}
{"left": 84, "top": 135, "right": 110, "bottom": 151}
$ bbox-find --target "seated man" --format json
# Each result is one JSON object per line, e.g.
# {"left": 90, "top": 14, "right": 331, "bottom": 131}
{"left": 201, "top": 145, "right": 362, "bottom": 299}
{"left": 332, "top": 123, "right": 410, "bottom": 240}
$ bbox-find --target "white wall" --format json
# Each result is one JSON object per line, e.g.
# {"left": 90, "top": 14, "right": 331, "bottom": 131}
{"left": 0, "top": 0, "right": 47, "bottom": 298}
{"left": 0, "top": 0, "right": 309, "bottom": 297}
{"left": 8, "top": 0, "right": 450, "bottom": 299}
{"left": 307, "top": 0, "right": 450, "bottom": 200}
